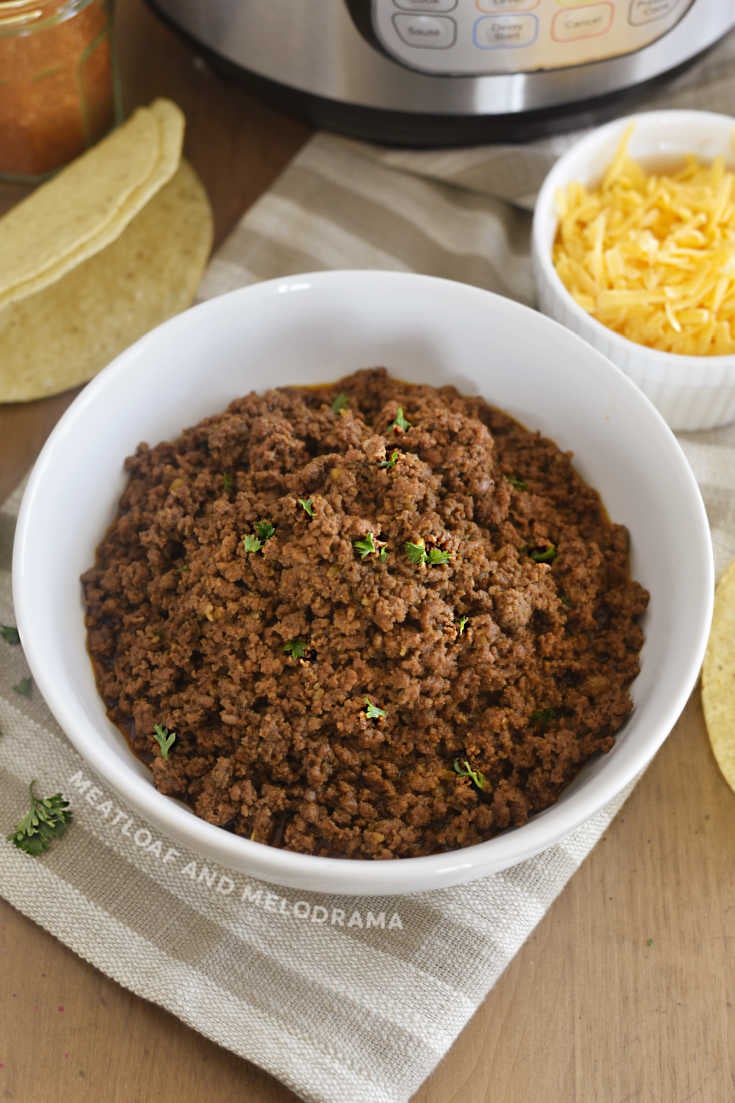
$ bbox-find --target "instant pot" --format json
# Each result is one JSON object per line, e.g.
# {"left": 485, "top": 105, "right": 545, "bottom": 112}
{"left": 148, "top": 0, "right": 735, "bottom": 145}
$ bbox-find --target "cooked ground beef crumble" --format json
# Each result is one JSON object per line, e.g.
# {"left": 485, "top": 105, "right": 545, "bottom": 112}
{"left": 81, "top": 368, "right": 649, "bottom": 859}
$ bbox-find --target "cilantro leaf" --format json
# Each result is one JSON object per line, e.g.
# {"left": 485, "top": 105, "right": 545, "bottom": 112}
{"left": 506, "top": 476, "right": 528, "bottom": 491}
{"left": 256, "top": 520, "right": 275, "bottom": 543}
{"left": 364, "top": 698, "right": 386, "bottom": 720}
{"left": 8, "top": 780, "right": 72, "bottom": 856}
{"left": 404, "top": 541, "right": 427, "bottom": 565}
{"left": 453, "top": 759, "right": 488, "bottom": 791}
{"left": 243, "top": 521, "right": 275, "bottom": 555}
{"left": 1, "top": 625, "right": 20, "bottom": 645}
{"left": 332, "top": 393, "right": 349, "bottom": 414}
{"left": 404, "top": 542, "right": 451, "bottom": 567}
{"left": 527, "top": 544, "right": 557, "bottom": 563}
{"left": 390, "top": 407, "right": 411, "bottom": 432}
{"left": 458, "top": 615, "right": 469, "bottom": 635}
{"left": 153, "top": 723, "right": 176, "bottom": 760}
{"left": 243, "top": 534, "right": 263, "bottom": 554}
{"left": 531, "top": 707, "right": 558, "bottom": 726}
{"left": 427, "top": 548, "right": 451, "bottom": 565}
{"left": 379, "top": 450, "right": 399, "bottom": 470}
{"left": 284, "top": 639, "right": 308, "bottom": 659}
{"left": 298, "top": 498, "right": 315, "bottom": 518}
{"left": 222, "top": 472, "right": 233, "bottom": 493}
{"left": 354, "top": 532, "right": 378, "bottom": 559}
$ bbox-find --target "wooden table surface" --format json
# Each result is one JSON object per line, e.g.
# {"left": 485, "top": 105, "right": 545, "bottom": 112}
{"left": 1, "top": 4, "right": 733, "bottom": 1101}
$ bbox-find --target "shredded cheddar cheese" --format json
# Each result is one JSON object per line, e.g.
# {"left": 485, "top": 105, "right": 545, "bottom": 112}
{"left": 552, "top": 126, "right": 735, "bottom": 356}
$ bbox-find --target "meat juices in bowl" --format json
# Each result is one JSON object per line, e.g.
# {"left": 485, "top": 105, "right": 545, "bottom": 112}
{"left": 82, "top": 368, "right": 648, "bottom": 861}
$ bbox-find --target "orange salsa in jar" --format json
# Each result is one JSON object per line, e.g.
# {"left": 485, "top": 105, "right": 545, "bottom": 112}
{"left": 0, "top": 0, "right": 119, "bottom": 181}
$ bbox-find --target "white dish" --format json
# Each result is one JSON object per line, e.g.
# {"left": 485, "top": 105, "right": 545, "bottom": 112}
{"left": 13, "top": 271, "right": 713, "bottom": 895}
{"left": 532, "top": 109, "right": 735, "bottom": 431}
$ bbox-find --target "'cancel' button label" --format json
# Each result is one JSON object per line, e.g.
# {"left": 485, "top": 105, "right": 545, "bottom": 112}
{"left": 552, "top": 2, "right": 614, "bottom": 40}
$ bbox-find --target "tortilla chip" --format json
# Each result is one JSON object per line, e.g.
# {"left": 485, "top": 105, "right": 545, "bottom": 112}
{"left": 0, "top": 99, "right": 184, "bottom": 309}
{"left": 0, "top": 160, "right": 212, "bottom": 401}
{"left": 702, "top": 557, "right": 735, "bottom": 794}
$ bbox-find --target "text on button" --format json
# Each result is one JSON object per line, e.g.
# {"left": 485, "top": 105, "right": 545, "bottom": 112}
{"left": 473, "top": 13, "right": 539, "bottom": 47}
{"left": 551, "top": 2, "right": 614, "bottom": 40}
{"left": 629, "top": 0, "right": 680, "bottom": 25}
{"left": 392, "top": 13, "right": 457, "bottom": 48}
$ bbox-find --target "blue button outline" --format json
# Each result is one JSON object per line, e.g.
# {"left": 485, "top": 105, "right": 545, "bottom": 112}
{"left": 472, "top": 13, "right": 540, "bottom": 48}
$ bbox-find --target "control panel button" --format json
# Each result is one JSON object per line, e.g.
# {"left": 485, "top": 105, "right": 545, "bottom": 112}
{"left": 394, "top": 0, "right": 458, "bottom": 11}
{"left": 551, "top": 2, "right": 614, "bottom": 40}
{"left": 473, "top": 13, "right": 539, "bottom": 48}
{"left": 629, "top": 0, "right": 678, "bottom": 24}
{"left": 392, "top": 13, "right": 457, "bottom": 47}
{"left": 476, "top": 0, "right": 539, "bottom": 11}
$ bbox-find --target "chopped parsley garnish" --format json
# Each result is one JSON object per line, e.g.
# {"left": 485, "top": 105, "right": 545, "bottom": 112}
{"left": 378, "top": 546, "right": 389, "bottom": 562}
{"left": 298, "top": 498, "right": 315, "bottom": 518}
{"left": 354, "top": 532, "right": 378, "bottom": 559}
{"left": 284, "top": 639, "right": 308, "bottom": 659}
{"left": 531, "top": 707, "right": 558, "bottom": 726}
{"left": 256, "top": 520, "right": 275, "bottom": 543}
{"left": 458, "top": 615, "right": 469, "bottom": 635}
{"left": 427, "top": 548, "right": 451, "bottom": 565}
{"left": 332, "top": 392, "right": 349, "bottom": 414}
{"left": 390, "top": 406, "right": 411, "bottom": 432}
{"left": 153, "top": 723, "right": 176, "bottom": 760}
{"left": 364, "top": 698, "right": 386, "bottom": 720}
{"left": 646, "top": 937, "right": 654, "bottom": 947}
{"left": 243, "top": 521, "right": 275, "bottom": 555}
{"left": 222, "top": 472, "right": 233, "bottom": 493}
{"left": 506, "top": 476, "right": 528, "bottom": 491}
{"left": 1, "top": 625, "right": 20, "bottom": 645}
{"left": 404, "top": 542, "right": 451, "bottom": 567}
{"left": 527, "top": 543, "right": 557, "bottom": 564}
{"left": 379, "top": 450, "right": 399, "bottom": 470}
{"left": 405, "top": 541, "right": 426, "bottom": 565}
{"left": 453, "top": 759, "right": 488, "bottom": 791}
{"left": 7, "top": 780, "right": 72, "bottom": 856}
{"left": 13, "top": 676, "right": 32, "bottom": 698}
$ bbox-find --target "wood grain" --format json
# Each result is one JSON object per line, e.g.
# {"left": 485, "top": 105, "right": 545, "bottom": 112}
{"left": 1, "top": 3, "right": 733, "bottom": 1101}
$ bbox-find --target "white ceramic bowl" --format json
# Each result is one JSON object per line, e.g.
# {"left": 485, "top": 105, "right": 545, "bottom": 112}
{"left": 532, "top": 110, "right": 735, "bottom": 431}
{"left": 13, "top": 271, "right": 713, "bottom": 895}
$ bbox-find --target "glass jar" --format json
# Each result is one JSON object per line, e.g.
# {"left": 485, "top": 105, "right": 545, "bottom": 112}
{"left": 0, "top": 0, "right": 120, "bottom": 182}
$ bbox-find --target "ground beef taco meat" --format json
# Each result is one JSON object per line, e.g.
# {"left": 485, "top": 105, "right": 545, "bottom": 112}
{"left": 81, "top": 368, "right": 649, "bottom": 860}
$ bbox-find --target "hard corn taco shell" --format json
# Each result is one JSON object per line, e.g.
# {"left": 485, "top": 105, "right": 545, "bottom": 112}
{"left": 0, "top": 98, "right": 184, "bottom": 309}
{"left": 0, "top": 160, "right": 212, "bottom": 402}
{"left": 702, "top": 557, "right": 735, "bottom": 795}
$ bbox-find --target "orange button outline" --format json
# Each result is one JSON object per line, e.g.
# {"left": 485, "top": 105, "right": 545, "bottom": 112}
{"left": 551, "top": 1, "right": 614, "bottom": 40}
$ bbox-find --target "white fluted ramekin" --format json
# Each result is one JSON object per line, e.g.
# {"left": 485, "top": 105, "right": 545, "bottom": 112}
{"left": 532, "top": 110, "right": 735, "bottom": 431}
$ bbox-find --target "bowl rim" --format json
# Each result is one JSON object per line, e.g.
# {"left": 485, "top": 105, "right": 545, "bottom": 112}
{"left": 12, "top": 269, "right": 715, "bottom": 895}
{"left": 532, "top": 108, "right": 735, "bottom": 370}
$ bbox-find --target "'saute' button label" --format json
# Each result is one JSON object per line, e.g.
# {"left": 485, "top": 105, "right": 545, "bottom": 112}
{"left": 392, "top": 12, "right": 457, "bottom": 47}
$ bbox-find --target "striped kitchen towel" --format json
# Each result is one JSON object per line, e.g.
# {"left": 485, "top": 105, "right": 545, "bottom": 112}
{"left": 2, "top": 29, "right": 735, "bottom": 1103}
